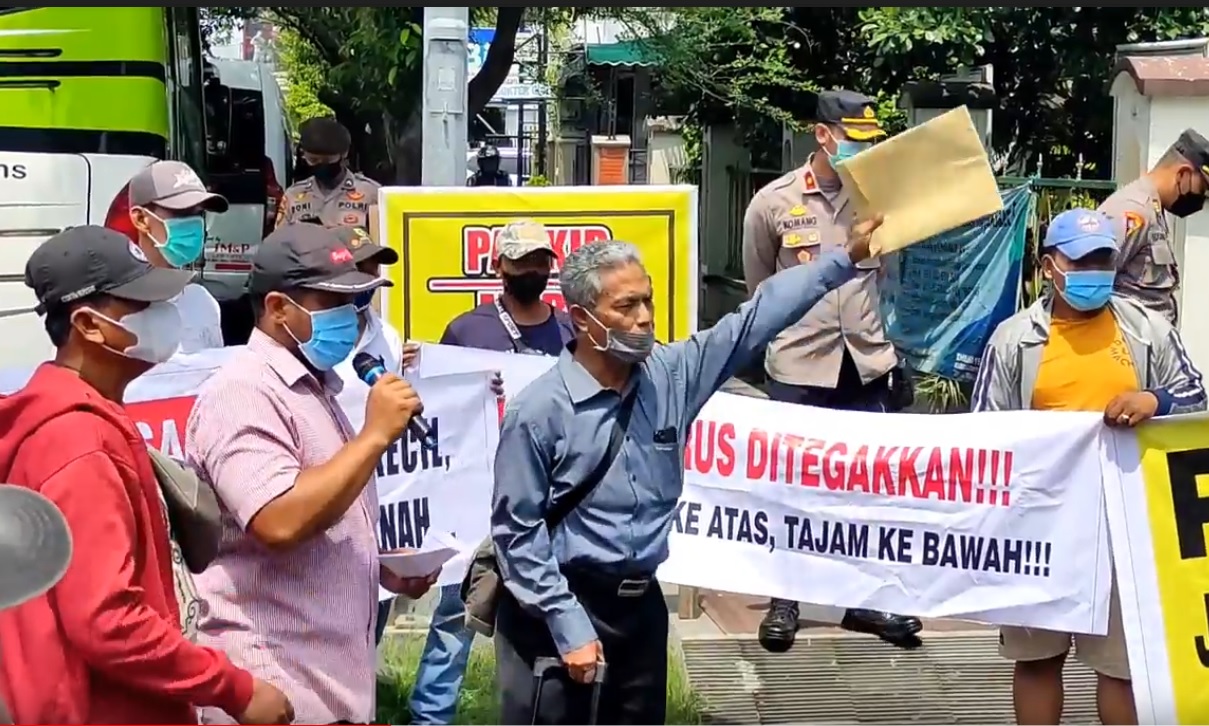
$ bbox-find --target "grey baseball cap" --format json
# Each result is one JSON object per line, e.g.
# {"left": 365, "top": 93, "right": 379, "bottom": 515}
{"left": 493, "top": 220, "right": 554, "bottom": 261}
{"left": 27, "top": 226, "right": 194, "bottom": 315}
{"left": 128, "top": 160, "right": 229, "bottom": 213}
{"left": 250, "top": 223, "right": 392, "bottom": 295}
{"left": 0, "top": 485, "right": 72, "bottom": 610}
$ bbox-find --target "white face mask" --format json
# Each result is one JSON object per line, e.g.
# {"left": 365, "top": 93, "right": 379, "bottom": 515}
{"left": 80, "top": 300, "right": 183, "bottom": 364}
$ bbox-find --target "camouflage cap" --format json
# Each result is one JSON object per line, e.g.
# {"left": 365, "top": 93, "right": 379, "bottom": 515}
{"left": 493, "top": 220, "right": 554, "bottom": 261}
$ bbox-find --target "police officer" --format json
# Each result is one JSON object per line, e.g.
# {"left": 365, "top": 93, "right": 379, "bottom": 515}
{"left": 277, "top": 117, "right": 380, "bottom": 229}
{"left": 467, "top": 144, "right": 511, "bottom": 187}
{"left": 742, "top": 89, "right": 923, "bottom": 654}
{"left": 1098, "top": 127, "right": 1209, "bottom": 326}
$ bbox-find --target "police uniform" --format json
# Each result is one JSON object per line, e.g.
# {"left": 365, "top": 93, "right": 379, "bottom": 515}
{"left": 744, "top": 89, "right": 920, "bottom": 656}
{"left": 1099, "top": 128, "right": 1209, "bottom": 326}
{"left": 741, "top": 103, "right": 896, "bottom": 397}
{"left": 276, "top": 170, "right": 380, "bottom": 229}
{"left": 1098, "top": 177, "right": 1179, "bottom": 324}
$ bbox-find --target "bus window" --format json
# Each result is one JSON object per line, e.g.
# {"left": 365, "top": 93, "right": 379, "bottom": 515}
{"left": 166, "top": 7, "right": 206, "bottom": 173}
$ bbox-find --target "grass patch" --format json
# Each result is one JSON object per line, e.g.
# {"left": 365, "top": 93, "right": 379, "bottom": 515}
{"left": 376, "top": 633, "right": 706, "bottom": 724}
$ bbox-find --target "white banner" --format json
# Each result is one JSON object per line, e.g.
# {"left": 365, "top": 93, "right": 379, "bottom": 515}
{"left": 416, "top": 344, "right": 1113, "bottom": 634}
{"left": 2, "top": 344, "right": 1114, "bottom": 632}
{"left": 662, "top": 395, "right": 1111, "bottom": 633}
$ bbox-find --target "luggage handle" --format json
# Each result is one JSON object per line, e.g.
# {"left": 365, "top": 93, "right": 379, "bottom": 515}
{"left": 531, "top": 656, "right": 606, "bottom": 725}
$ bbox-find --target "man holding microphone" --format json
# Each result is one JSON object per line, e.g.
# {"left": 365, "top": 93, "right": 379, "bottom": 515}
{"left": 186, "top": 224, "right": 435, "bottom": 724}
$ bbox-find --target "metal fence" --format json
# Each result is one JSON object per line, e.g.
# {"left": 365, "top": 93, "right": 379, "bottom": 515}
{"left": 725, "top": 166, "right": 785, "bottom": 278}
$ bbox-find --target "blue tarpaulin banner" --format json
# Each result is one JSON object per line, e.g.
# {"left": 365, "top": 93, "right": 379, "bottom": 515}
{"left": 880, "top": 183, "right": 1034, "bottom": 382}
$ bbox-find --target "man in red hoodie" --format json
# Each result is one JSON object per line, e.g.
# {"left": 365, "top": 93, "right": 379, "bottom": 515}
{"left": 0, "top": 226, "right": 293, "bottom": 725}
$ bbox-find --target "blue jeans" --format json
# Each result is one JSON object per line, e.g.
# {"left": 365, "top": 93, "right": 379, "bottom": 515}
{"left": 375, "top": 598, "right": 394, "bottom": 645}
{"left": 408, "top": 583, "right": 475, "bottom": 724}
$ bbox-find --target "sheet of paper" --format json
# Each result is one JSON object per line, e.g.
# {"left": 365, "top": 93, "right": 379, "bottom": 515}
{"left": 836, "top": 105, "right": 1003, "bottom": 255}
{"left": 379, "top": 529, "right": 466, "bottom": 579}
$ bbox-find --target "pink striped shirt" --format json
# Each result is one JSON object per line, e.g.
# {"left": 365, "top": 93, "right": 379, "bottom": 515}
{"left": 185, "top": 329, "right": 379, "bottom": 724}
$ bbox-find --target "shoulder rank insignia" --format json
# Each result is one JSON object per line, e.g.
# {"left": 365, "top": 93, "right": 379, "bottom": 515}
{"left": 1123, "top": 210, "right": 1144, "bottom": 235}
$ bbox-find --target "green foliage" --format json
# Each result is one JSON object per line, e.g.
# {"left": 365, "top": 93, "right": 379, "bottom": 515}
{"left": 524, "top": 173, "right": 551, "bottom": 186}
{"left": 914, "top": 374, "right": 968, "bottom": 414}
{"left": 857, "top": 7, "right": 1209, "bottom": 176}
{"left": 276, "top": 28, "right": 330, "bottom": 130}
{"left": 641, "top": 7, "right": 1209, "bottom": 178}
{"left": 267, "top": 8, "right": 424, "bottom": 120}
{"left": 617, "top": 8, "right": 820, "bottom": 135}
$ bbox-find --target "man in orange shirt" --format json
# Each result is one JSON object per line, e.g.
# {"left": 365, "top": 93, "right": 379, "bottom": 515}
{"left": 971, "top": 208, "right": 1206, "bottom": 725}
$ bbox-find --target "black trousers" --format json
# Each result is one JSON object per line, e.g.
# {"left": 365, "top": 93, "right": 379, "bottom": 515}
{"left": 768, "top": 348, "right": 892, "bottom": 412}
{"left": 495, "top": 571, "right": 668, "bottom": 725}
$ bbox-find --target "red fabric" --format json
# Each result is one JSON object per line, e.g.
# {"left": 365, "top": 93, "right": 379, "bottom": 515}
{"left": 0, "top": 364, "right": 253, "bottom": 724}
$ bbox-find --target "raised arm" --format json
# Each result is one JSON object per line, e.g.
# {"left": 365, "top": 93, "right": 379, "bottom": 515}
{"left": 657, "top": 217, "right": 881, "bottom": 418}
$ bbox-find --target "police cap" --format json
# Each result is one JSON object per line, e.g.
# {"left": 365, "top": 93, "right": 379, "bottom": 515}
{"left": 1173, "top": 128, "right": 1209, "bottom": 183}
{"left": 815, "top": 90, "right": 886, "bottom": 142}
{"left": 298, "top": 117, "right": 352, "bottom": 156}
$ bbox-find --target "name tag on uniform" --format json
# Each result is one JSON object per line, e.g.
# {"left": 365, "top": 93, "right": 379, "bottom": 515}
{"left": 775, "top": 215, "right": 817, "bottom": 234}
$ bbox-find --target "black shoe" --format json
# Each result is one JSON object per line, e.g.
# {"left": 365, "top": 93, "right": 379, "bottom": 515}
{"left": 841, "top": 609, "right": 924, "bottom": 650}
{"left": 758, "top": 599, "right": 800, "bottom": 653}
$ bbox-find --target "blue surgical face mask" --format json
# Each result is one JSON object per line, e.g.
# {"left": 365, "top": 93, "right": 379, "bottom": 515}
{"left": 143, "top": 209, "right": 206, "bottom": 267}
{"left": 825, "top": 132, "right": 871, "bottom": 168}
{"left": 1056, "top": 268, "right": 1115, "bottom": 312}
{"left": 354, "top": 291, "right": 375, "bottom": 312}
{"left": 283, "top": 298, "right": 360, "bottom": 370}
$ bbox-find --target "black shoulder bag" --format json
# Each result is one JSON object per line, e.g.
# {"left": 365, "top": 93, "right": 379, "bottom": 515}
{"left": 461, "top": 387, "right": 639, "bottom": 636}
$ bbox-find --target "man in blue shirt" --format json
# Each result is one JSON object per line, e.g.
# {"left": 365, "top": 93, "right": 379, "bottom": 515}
{"left": 492, "top": 217, "right": 882, "bottom": 724}
{"left": 408, "top": 220, "right": 571, "bottom": 725}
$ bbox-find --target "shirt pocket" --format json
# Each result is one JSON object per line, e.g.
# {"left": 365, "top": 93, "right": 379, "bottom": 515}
{"left": 1141, "top": 237, "right": 1177, "bottom": 287}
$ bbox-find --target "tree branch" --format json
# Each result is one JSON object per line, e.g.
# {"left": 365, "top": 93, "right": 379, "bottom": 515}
{"left": 468, "top": 7, "right": 524, "bottom": 115}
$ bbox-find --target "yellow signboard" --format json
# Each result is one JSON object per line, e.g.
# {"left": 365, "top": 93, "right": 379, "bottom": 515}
{"left": 1106, "top": 415, "right": 1209, "bottom": 723}
{"left": 378, "top": 186, "right": 699, "bottom": 343}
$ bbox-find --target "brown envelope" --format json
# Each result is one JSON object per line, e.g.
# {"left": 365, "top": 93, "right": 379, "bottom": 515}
{"left": 837, "top": 106, "right": 1003, "bottom": 255}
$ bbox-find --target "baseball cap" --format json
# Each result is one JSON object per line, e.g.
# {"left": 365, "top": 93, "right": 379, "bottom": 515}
{"left": 333, "top": 226, "right": 399, "bottom": 266}
{"left": 27, "top": 226, "right": 195, "bottom": 315}
{"left": 1044, "top": 209, "right": 1117, "bottom": 260}
{"left": 815, "top": 89, "right": 886, "bottom": 142}
{"left": 0, "top": 485, "right": 72, "bottom": 610}
{"left": 250, "top": 223, "right": 392, "bottom": 295}
{"left": 493, "top": 220, "right": 554, "bottom": 261}
{"left": 128, "top": 161, "right": 229, "bottom": 214}
{"left": 1173, "top": 128, "right": 1209, "bottom": 183}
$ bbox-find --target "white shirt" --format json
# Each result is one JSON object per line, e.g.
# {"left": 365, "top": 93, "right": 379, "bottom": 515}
{"left": 334, "top": 309, "right": 406, "bottom": 431}
{"left": 176, "top": 283, "right": 224, "bottom": 354}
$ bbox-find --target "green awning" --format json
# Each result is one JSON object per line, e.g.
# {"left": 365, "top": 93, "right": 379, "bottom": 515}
{"left": 585, "top": 40, "right": 660, "bottom": 68}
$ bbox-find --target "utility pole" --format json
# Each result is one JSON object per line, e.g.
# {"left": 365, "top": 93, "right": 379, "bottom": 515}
{"left": 421, "top": 8, "right": 469, "bottom": 186}
{"left": 536, "top": 12, "right": 549, "bottom": 178}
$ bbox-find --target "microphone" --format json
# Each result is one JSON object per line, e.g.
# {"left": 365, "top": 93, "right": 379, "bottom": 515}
{"left": 352, "top": 352, "right": 438, "bottom": 452}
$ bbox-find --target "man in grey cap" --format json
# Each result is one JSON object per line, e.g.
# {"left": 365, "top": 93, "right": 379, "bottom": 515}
{"left": 186, "top": 223, "right": 435, "bottom": 724}
{"left": 0, "top": 225, "right": 290, "bottom": 724}
{"left": 0, "top": 485, "right": 71, "bottom": 723}
{"left": 127, "top": 159, "right": 230, "bottom": 352}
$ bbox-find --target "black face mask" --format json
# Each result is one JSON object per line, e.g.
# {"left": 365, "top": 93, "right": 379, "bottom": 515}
{"left": 312, "top": 161, "right": 343, "bottom": 186}
{"left": 1170, "top": 191, "right": 1206, "bottom": 218}
{"left": 501, "top": 271, "right": 549, "bottom": 305}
